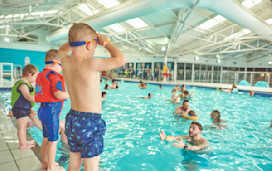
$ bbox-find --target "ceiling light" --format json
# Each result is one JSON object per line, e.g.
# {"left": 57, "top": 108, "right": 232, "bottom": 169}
{"left": 108, "top": 24, "right": 125, "bottom": 33}
{"left": 161, "top": 46, "right": 166, "bottom": 52}
{"left": 97, "top": 0, "right": 119, "bottom": 9}
{"left": 4, "top": 37, "right": 10, "bottom": 42}
{"left": 77, "top": 4, "right": 99, "bottom": 16}
{"left": 268, "top": 61, "right": 272, "bottom": 64}
{"left": 126, "top": 18, "right": 148, "bottom": 29}
{"left": 195, "top": 56, "right": 199, "bottom": 60}
{"left": 242, "top": 0, "right": 262, "bottom": 9}
{"left": 266, "top": 18, "right": 272, "bottom": 24}
{"left": 217, "top": 59, "right": 221, "bottom": 63}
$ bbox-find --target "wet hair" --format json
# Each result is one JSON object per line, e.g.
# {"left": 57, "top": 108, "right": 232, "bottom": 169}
{"left": 45, "top": 49, "right": 59, "bottom": 62}
{"left": 191, "top": 122, "right": 203, "bottom": 131}
{"left": 102, "top": 92, "right": 107, "bottom": 97}
{"left": 104, "top": 84, "right": 108, "bottom": 89}
{"left": 183, "top": 100, "right": 189, "bottom": 104}
{"left": 112, "top": 79, "right": 115, "bottom": 83}
{"left": 68, "top": 23, "right": 97, "bottom": 42}
{"left": 100, "top": 79, "right": 102, "bottom": 83}
{"left": 189, "top": 110, "right": 197, "bottom": 117}
{"left": 116, "top": 82, "right": 118, "bottom": 89}
{"left": 140, "top": 81, "right": 143, "bottom": 84}
{"left": 232, "top": 84, "right": 237, "bottom": 88}
{"left": 22, "top": 64, "right": 38, "bottom": 77}
{"left": 159, "top": 84, "right": 162, "bottom": 88}
{"left": 182, "top": 85, "right": 185, "bottom": 88}
{"left": 184, "top": 90, "right": 189, "bottom": 95}
{"left": 148, "top": 93, "right": 152, "bottom": 97}
{"left": 212, "top": 110, "right": 221, "bottom": 119}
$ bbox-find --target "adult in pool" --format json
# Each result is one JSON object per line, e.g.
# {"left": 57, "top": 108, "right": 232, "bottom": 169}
{"left": 159, "top": 122, "right": 210, "bottom": 151}
{"left": 174, "top": 100, "right": 191, "bottom": 116}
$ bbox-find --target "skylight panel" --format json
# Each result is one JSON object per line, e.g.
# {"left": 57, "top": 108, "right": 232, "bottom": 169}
{"left": 126, "top": 18, "right": 148, "bottom": 29}
{"left": 97, "top": 0, "right": 119, "bottom": 9}
{"left": 108, "top": 24, "right": 125, "bottom": 33}
{"left": 198, "top": 15, "right": 226, "bottom": 30}
{"left": 78, "top": 4, "right": 99, "bottom": 16}
{"left": 227, "top": 29, "right": 251, "bottom": 40}
{"left": 266, "top": 18, "right": 272, "bottom": 24}
{"left": 242, "top": 0, "right": 262, "bottom": 9}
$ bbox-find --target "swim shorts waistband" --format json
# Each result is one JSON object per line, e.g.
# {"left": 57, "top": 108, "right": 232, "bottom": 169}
{"left": 69, "top": 109, "right": 101, "bottom": 118}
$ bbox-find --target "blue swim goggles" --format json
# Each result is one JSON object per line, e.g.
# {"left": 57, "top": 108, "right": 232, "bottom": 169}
{"left": 69, "top": 39, "right": 99, "bottom": 47}
{"left": 45, "top": 60, "right": 62, "bottom": 66}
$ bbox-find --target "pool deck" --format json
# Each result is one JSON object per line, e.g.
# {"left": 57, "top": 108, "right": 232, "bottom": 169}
{"left": 0, "top": 108, "right": 42, "bottom": 171}
{"left": 115, "top": 78, "right": 272, "bottom": 96}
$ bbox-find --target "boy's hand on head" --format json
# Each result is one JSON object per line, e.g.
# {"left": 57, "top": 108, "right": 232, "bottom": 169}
{"left": 97, "top": 33, "right": 110, "bottom": 46}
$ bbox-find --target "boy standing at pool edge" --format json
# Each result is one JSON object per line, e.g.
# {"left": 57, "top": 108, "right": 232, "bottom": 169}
{"left": 59, "top": 23, "right": 126, "bottom": 171}
{"left": 35, "top": 49, "right": 69, "bottom": 171}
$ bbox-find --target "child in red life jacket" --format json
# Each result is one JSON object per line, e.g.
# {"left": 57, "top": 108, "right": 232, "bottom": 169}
{"left": 35, "top": 49, "right": 69, "bottom": 171}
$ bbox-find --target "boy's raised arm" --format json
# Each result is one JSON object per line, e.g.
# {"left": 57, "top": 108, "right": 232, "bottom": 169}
{"left": 89, "top": 34, "right": 126, "bottom": 71}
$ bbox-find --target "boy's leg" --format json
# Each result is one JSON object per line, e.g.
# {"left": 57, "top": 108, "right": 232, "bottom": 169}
{"left": 41, "top": 138, "right": 48, "bottom": 170}
{"left": 47, "top": 140, "right": 65, "bottom": 171}
{"left": 68, "top": 152, "right": 83, "bottom": 171}
{"left": 16, "top": 117, "right": 35, "bottom": 149}
{"left": 83, "top": 155, "right": 101, "bottom": 171}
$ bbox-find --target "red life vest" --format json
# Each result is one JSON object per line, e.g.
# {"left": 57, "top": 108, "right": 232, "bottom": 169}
{"left": 35, "top": 69, "right": 66, "bottom": 102}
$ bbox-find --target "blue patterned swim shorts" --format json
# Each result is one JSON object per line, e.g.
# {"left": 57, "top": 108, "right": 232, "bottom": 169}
{"left": 65, "top": 109, "right": 106, "bottom": 158}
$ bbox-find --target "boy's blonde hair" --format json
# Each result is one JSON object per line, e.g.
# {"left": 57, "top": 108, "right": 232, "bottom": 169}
{"left": 45, "top": 49, "right": 59, "bottom": 62}
{"left": 22, "top": 64, "right": 38, "bottom": 77}
{"left": 68, "top": 23, "right": 97, "bottom": 42}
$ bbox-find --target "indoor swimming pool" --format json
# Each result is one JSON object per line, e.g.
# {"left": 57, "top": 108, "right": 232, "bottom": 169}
{"left": 0, "top": 81, "right": 272, "bottom": 170}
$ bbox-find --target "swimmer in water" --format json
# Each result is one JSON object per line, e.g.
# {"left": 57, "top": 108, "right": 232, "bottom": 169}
{"left": 102, "top": 92, "right": 107, "bottom": 102}
{"left": 174, "top": 100, "right": 191, "bottom": 116}
{"left": 210, "top": 110, "right": 227, "bottom": 129}
{"left": 139, "top": 93, "right": 152, "bottom": 99}
{"left": 171, "top": 86, "right": 180, "bottom": 103}
{"left": 159, "top": 122, "right": 210, "bottom": 151}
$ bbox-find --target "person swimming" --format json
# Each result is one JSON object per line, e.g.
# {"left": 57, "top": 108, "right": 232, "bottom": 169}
{"left": 140, "top": 93, "right": 152, "bottom": 99}
{"left": 138, "top": 81, "right": 147, "bottom": 89}
{"left": 102, "top": 92, "right": 107, "bottom": 102}
{"left": 249, "top": 90, "right": 255, "bottom": 96}
{"left": 159, "top": 84, "right": 162, "bottom": 88}
{"left": 104, "top": 84, "right": 109, "bottom": 89}
{"left": 210, "top": 110, "right": 227, "bottom": 129}
{"left": 171, "top": 87, "right": 180, "bottom": 103}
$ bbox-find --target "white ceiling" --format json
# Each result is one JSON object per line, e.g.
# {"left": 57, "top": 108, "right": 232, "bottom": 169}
{"left": 0, "top": 0, "right": 272, "bottom": 63}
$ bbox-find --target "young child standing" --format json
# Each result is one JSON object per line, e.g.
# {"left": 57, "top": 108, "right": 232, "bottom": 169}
{"left": 59, "top": 23, "right": 126, "bottom": 171}
{"left": 35, "top": 49, "right": 69, "bottom": 171}
{"left": 11, "top": 64, "right": 38, "bottom": 149}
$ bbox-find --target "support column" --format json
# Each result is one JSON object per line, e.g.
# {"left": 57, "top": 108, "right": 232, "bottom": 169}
{"left": 220, "top": 66, "right": 223, "bottom": 83}
{"left": 174, "top": 61, "right": 177, "bottom": 81}
{"left": 211, "top": 66, "right": 214, "bottom": 83}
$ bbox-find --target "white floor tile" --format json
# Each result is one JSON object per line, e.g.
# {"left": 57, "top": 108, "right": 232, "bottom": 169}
{"left": 11, "top": 148, "right": 35, "bottom": 160}
{"left": 0, "top": 150, "right": 14, "bottom": 164}
{"left": 16, "top": 156, "right": 41, "bottom": 171}
{"left": 0, "top": 141, "right": 9, "bottom": 152}
{"left": 0, "top": 161, "right": 19, "bottom": 171}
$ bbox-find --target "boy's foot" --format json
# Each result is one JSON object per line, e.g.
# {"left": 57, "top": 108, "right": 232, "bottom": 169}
{"left": 41, "top": 162, "right": 59, "bottom": 170}
{"left": 19, "top": 143, "right": 35, "bottom": 150}
{"left": 26, "top": 140, "right": 36, "bottom": 145}
{"left": 48, "top": 165, "right": 65, "bottom": 171}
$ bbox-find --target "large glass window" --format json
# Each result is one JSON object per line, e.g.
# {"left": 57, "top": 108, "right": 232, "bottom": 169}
{"left": 194, "top": 64, "right": 200, "bottom": 82}
{"left": 177, "top": 63, "right": 184, "bottom": 80}
{"left": 185, "top": 63, "right": 192, "bottom": 81}
{"left": 213, "top": 66, "right": 220, "bottom": 83}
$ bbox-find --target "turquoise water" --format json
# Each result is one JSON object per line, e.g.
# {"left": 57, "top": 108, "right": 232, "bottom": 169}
{"left": 1, "top": 81, "right": 272, "bottom": 170}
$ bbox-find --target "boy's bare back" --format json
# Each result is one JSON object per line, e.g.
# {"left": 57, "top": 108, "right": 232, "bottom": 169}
{"left": 59, "top": 23, "right": 126, "bottom": 113}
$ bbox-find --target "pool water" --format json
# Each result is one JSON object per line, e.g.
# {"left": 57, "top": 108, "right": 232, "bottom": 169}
{"left": 1, "top": 81, "right": 272, "bottom": 171}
